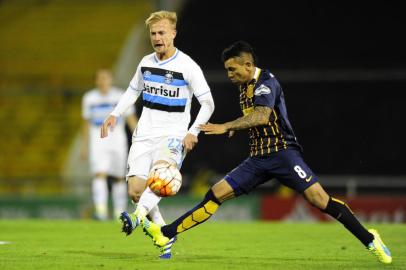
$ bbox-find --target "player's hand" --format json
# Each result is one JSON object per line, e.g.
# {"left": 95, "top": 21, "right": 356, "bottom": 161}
{"left": 228, "top": 130, "right": 235, "bottom": 138}
{"left": 183, "top": 133, "right": 198, "bottom": 152}
{"left": 101, "top": 115, "right": 117, "bottom": 138}
{"left": 199, "top": 122, "right": 228, "bottom": 135}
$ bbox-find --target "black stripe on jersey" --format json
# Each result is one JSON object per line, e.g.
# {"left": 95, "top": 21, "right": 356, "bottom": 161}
{"left": 141, "top": 67, "right": 185, "bottom": 80}
{"left": 143, "top": 100, "right": 186, "bottom": 112}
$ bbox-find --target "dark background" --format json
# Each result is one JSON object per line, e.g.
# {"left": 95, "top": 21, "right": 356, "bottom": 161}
{"left": 173, "top": 1, "right": 406, "bottom": 175}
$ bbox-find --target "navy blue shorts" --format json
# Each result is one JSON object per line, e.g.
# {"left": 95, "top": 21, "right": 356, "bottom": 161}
{"left": 224, "top": 149, "right": 317, "bottom": 196}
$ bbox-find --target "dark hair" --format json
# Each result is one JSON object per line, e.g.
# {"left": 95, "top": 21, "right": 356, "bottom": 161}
{"left": 221, "top": 41, "right": 258, "bottom": 65}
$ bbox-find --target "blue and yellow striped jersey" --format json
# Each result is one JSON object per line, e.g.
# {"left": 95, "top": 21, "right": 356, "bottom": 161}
{"left": 239, "top": 68, "right": 301, "bottom": 156}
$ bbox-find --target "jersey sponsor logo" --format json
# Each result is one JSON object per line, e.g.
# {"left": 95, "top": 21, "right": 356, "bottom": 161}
{"left": 142, "top": 92, "right": 186, "bottom": 112}
{"left": 143, "top": 92, "right": 186, "bottom": 106}
{"left": 144, "top": 83, "right": 179, "bottom": 98}
{"left": 254, "top": 84, "right": 271, "bottom": 96}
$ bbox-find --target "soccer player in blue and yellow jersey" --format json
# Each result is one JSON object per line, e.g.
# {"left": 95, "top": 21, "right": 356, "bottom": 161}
{"left": 142, "top": 41, "right": 392, "bottom": 264}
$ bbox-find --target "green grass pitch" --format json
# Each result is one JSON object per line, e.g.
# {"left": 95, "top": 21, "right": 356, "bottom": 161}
{"left": 0, "top": 220, "right": 405, "bottom": 270}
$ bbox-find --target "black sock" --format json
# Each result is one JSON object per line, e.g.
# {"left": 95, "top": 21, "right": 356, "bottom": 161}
{"left": 161, "top": 189, "right": 221, "bottom": 239}
{"left": 322, "top": 197, "right": 374, "bottom": 247}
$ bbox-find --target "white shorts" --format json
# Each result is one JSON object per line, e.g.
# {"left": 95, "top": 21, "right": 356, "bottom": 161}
{"left": 127, "top": 136, "right": 186, "bottom": 180}
{"left": 89, "top": 146, "right": 128, "bottom": 178}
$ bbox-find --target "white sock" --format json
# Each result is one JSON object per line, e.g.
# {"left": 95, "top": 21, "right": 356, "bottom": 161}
{"left": 112, "top": 181, "right": 128, "bottom": 219}
{"left": 134, "top": 187, "right": 162, "bottom": 220}
{"left": 149, "top": 205, "right": 166, "bottom": 226}
{"left": 92, "top": 177, "right": 108, "bottom": 220}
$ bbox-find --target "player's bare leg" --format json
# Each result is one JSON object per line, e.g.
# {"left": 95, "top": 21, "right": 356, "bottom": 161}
{"left": 120, "top": 171, "right": 173, "bottom": 259}
{"left": 135, "top": 160, "right": 171, "bottom": 220}
{"left": 92, "top": 172, "right": 109, "bottom": 220}
{"left": 303, "top": 183, "right": 373, "bottom": 244}
{"left": 121, "top": 163, "right": 170, "bottom": 228}
{"left": 137, "top": 160, "right": 179, "bottom": 258}
{"left": 212, "top": 179, "right": 236, "bottom": 203}
{"left": 303, "top": 182, "right": 392, "bottom": 264}
{"left": 127, "top": 176, "right": 147, "bottom": 204}
{"left": 120, "top": 176, "right": 146, "bottom": 235}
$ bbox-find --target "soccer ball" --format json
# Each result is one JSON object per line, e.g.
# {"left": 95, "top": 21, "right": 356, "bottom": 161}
{"left": 147, "top": 163, "right": 182, "bottom": 197}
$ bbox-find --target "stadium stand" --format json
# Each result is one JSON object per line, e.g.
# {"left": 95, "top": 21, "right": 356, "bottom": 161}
{"left": 0, "top": 0, "right": 152, "bottom": 195}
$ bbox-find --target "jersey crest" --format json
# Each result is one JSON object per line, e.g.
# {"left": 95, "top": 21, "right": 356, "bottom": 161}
{"left": 254, "top": 84, "right": 271, "bottom": 96}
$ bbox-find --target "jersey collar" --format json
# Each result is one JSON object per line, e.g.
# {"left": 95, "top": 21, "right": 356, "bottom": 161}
{"left": 253, "top": 67, "right": 261, "bottom": 83}
{"left": 246, "top": 67, "right": 262, "bottom": 86}
{"left": 242, "top": 68, "right": 262, "bottom": 98}
{"left": 154, "top": 48, "right": 179, "bottom": 66}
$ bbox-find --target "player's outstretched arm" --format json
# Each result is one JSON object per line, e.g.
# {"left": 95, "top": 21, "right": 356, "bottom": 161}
{"left": 101, "top": 115, "right": 117, "bottom": 138}
{"left": 200, "top": 106, "right": 271, "bottom": 135}
{"left": 224, "top": 106, "right": 271, "bottom": 130}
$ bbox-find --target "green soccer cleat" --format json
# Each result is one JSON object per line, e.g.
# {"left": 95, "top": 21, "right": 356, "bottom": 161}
{"left": 141, "top": 218, "right": 170, "bottom": 247}
{"left": 367, "top": 229, "right": 392, "bottom": 264}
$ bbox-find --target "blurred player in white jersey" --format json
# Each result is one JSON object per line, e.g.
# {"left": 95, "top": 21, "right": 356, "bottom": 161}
{"left": 101, "top": 11, "right": 215, "bottom": 258}
{"left": 81, "top": 69, "right": 138, "bottom": 220}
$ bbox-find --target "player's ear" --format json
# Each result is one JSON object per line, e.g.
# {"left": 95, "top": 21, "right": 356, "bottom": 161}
{"left": 172, "top": 29, "right": 177, "bottom": 39}
{"left": 244, "top": 61, "right": 253, "bottom": 71}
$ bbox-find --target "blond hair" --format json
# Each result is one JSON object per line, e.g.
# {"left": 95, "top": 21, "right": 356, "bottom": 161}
{"left": 145, "top": 10, "right": 177, "bottom": 29}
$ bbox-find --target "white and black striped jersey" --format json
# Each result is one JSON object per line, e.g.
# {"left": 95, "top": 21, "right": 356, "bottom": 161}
{"left": 129, "top": 49, "right": 212, "bottom": 140}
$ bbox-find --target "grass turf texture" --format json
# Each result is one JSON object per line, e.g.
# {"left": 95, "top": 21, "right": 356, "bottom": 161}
{"left": 0, "top": 220, "right": 404, "bottom": 270}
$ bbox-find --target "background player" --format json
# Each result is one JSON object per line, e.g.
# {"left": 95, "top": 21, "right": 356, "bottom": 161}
{"left": 101, "top": 11, "right": 215, "bottom": 258}
{"left": 142, "top": 41, "right": 392, "bottom": 265}
{"left": 81, "top": 69, "right": 138, "bottom": 220}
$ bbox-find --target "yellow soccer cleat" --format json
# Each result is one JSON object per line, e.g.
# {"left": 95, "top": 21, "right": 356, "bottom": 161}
{"left": 142, "top": 218, "right": 170, "bottom": 247}
{"left": 367, "top": 229, "right": 392, "bottom": 264}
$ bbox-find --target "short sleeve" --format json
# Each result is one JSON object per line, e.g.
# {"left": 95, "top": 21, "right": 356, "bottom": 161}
{"left": 253, "top": 83, "right": 276, "bottom": 108}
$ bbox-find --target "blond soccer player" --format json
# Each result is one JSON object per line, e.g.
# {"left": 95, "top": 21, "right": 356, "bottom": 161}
{"left": 101, "top": 11, "right": 215, "bottom": 259}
